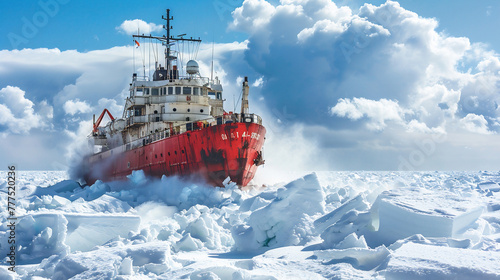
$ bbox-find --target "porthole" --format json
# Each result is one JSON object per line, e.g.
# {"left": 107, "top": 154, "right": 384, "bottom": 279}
{"left": 182, "top": 150, "right": 185, "bottom": 154}
{"left": 127, "top": 162, "right": 130, "bottom": 168}
{"left": 175, "top": 151, "right": 177, "bottom": 155}
{"left": 200, "top": 109, "right": 204, "bottom": 113}
{"left": 168, "top": 152, "right": 171, "bottom": 156}
{"left": 161, "top": 153, "right": 163, "bottom": 157}
{"left": 155, "top": 154, "right": 157, "bottom": 159}
{"left": 187, "top": 109, "right": 191, "bottom": 112}
{"left": 173, "top": 108, "right": 177, "bottom": 112}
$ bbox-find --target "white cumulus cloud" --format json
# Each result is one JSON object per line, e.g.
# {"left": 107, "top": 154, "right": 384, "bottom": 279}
{"left": 230, "top": 0, "right": 500, "bottom": 170}
{"left": 63, "top": 99, "right": 93, "bottom": 115}
{"left": 116, "top": 19, "right": 163, "bottom": 35}
{"left": 460, "top": 113, "right": 492, "bottom": 134}
{"left": 331, "top": 97, "right": 406, "bottom": 131}
{"left": 0, "top": 86, "right": 46, "bottom": 135}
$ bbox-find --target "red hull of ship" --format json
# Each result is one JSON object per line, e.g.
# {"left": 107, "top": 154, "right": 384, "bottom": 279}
{"left": 84, "top": 122, "right": 266, "bottom": 187}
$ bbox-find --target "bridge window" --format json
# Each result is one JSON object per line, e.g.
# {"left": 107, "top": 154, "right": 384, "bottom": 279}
{"left": 144, "top": 88, "right": 150, "bottom": 95}
{"left": 216, "top": 92, "right": 222, "bottom": 100}
{"left": 193, "top": 87, "right": 200, "bottom": 95}
{"left": 183, "top": 87, "right": 192, "bottom": 95}
{"left": 152, "top": 88, "right": 159, "bottom": 96}
{"left": 168, "top": 87, "right": 173, "bottom": 95}
{"left": 175, "top": 87, "right": 181, "bottom": 95}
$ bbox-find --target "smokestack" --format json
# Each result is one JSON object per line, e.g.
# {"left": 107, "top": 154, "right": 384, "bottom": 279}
{"left": 241, "top": 76, "right": 249, "bottom": 115}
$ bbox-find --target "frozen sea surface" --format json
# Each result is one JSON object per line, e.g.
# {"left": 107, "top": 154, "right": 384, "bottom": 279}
{"left": 0, "top": 170, "right": 500, "bottom": 279}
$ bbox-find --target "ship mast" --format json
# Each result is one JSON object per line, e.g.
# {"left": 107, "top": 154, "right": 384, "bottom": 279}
{"left": 133, "top": 9, "right": 201, "bottom": 79}
{"left": 163, "top": 9, "right": 172, "bottom": 73}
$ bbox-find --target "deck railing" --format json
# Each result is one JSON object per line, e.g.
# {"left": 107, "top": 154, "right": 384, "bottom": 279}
{"left": 97, "top": 112, "right": 263, "bottom": 152}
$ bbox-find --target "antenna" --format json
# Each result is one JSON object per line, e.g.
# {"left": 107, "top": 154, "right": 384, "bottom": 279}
{"left": 161, "top": 9, "right": 173, "bottom": 73}
{"left": 133, "top": 10, "right": 201, "bottom": 80}
{"left": 211, "top": 40, "right": 214, "bottom": 82}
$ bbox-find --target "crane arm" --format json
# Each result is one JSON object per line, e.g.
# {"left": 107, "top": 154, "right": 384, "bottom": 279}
{"left": 92, "top": 109, "right": 115, "bottom": 134}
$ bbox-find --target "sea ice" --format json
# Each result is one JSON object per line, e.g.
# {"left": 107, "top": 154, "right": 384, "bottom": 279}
{"left": 371, "top": 187, "right": 485, "bottom": 245}
{"left": 1, "top": 170, "right": 499, "bottom": 280}
{"left": 232, "top": 173, "right": 324, "bottom": 251}
{"left": 383, "top": 242, "right": 500, "bottom": 279}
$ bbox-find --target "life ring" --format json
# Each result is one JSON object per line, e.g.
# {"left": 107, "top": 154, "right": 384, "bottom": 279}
{"left": 186, "top": 96, "right": 191, "bottom": 101}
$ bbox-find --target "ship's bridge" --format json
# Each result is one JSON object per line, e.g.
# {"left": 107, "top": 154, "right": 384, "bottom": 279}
{"left": 125, "top": 75, "right": 224, "bottom": 124}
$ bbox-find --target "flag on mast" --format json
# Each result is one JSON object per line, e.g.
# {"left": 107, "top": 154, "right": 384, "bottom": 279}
{"left": 134, "top": 40, "right": 140, "bottom": 47}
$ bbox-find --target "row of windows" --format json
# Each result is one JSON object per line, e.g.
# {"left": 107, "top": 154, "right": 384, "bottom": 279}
{"left": 172, "top": 108, "right": 204, "bottom": 113}
{"left": 129, "top": 107, "right": 205, "bottom": 116}
{"left": 136, "top": 86, "right": 201, "bottom": 96}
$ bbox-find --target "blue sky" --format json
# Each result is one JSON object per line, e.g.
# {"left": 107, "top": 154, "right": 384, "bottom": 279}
{"left": 1, "top": 0, "right": 500, "bottom": 173}
{"left": 1, "top": 0, "right": 248, "bottom": 50}
{"left": 1, "top": 0, "right": 499, "bottom": 51}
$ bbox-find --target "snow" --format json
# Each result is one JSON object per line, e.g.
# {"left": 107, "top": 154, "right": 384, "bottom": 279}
{"left": 384, "top": 242, "right": 500, "bottom": 279}
{"left": 1, "top": 170, "right": 500, "bottom": 279}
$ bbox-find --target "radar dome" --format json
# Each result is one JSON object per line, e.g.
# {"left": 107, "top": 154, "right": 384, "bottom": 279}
{"left": 186, "top": 60, "right": 199, "bottom": 75}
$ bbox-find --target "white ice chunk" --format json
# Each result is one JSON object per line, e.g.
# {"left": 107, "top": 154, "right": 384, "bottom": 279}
{"left": 336, "top": 233, "right": 368, "bottom": 249}
{"left": 233, "top": 173, "right": 325, "bottom": 251}
{"left": 52, "top": 195, "right": 71, "bottom": 207}
{"left": 52, "top": 242, "right": 174, "bottom": 280}
{"left": 64, "top": 214, "right": 140, "bottom": 252}
{"left": 384, "top": 242, "right": 500, "bottom": 279}
{"left": 190, "top": 267, "right": 251, "bottom": 280}
{"left": 320, "top": 210, "right": 372, "bottom": 248}
{"left": 30, "top": 195, "right": 71, "bottom": 210}
{"left": 127, "top": 169, "right": 148, "bottom": 185}
{"left": 33, "top": 180, "right": 81, "bottom": 196}
{"left": 222, "top": 176, "right": 231, "bottom": 186}
{"left": 372, "top": 187, "right": 485, "bottom": 245}
{"left": 118, "top": 257, "right": 133, "bottom": 275}
{"left": 314, "top": 245, "right": 390, "bottom": 271}
{"left": 174, "top": 233, "right": 203, "bottom": 252}
{"left": 15, "top": 213, "right": 70, "bottom": 263}
{"left": 70, "top": 180, "right": 111, "bottom": 201}
{"left": 62, "top": 194, "right": 134, "bottom": 214}
{"left": 314, "top": 194, "right": 369, "bottom": 233}
{"left": 192, "top": 271, "right": 221, "bottom": 280}
{"left": 478, "top": 182, "right": 500, "bottom": 192}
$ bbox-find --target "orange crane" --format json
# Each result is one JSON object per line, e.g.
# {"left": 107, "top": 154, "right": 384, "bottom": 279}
{"left": 92, "top": 109, "right": 114, "bottom": 135}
